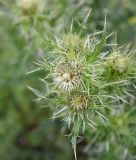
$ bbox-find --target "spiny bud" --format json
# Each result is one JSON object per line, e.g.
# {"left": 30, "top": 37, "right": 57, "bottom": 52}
{"left": 52, "top": 61, "right": 83, "bottom": 92}
{"left": 69, "top": 92, "right": 89, "bottom": 110}
{"left": 106, "top": 53, "right": 128, "bottom": 73}
{"left": 61, "top": 34, "right": 83, "bottom": 54}
{"left": 18, "top": 0, "right": 40, "bottom": 16}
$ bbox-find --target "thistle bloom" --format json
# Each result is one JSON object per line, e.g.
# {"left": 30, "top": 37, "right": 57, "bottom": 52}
{"left": 53, "top": 61, "right": 83, "bottom": 92}
{"left": 69, "top": 92, "right": 89, "bottom": 109}
{"left": 18, "top": 0, "right": 39, "bottom": 15}
{"left": 106, "top": 54, "right": 128, "bottom": 73}
{"left": 62, "top": 34, "right": 83, "bottom": 53}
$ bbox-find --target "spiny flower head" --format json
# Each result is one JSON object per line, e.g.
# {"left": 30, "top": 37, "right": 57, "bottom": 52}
{"left": 69, "top": 92, "right": 89, "bottom": 110}
{"left": 53, "top": 60, "right": 83, "bottom": 92}
{"left": 102, "top": 50, "right": 136, "bottom": 82}
{"left": 17, "top": 0, "right": 40, "bottom": 16}
{"left": 62, "top": 34, "right": 83, "bottom": 54}
{"left": 106, "top": 53, "right": 128, "bottom": 73}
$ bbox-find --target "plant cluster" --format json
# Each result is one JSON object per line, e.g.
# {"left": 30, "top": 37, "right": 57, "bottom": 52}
{"left": 31, "top": 21, "right": 136, "bottom": 159}
{"left": 1, "top": 0, "right": 136, "bottom": 159}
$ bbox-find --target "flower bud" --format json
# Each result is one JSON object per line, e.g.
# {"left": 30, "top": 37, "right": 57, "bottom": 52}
{"left": 61, "top": 34, "right": 83, "bottom": 54}
{"left": 106, "top": 54, "right": 128, "bottom": 74}
{"left": 18, "top": 0, "right": 39, "bottom": 16}
{"left": 69, "top": 92, "right": 89, "bottom": 110}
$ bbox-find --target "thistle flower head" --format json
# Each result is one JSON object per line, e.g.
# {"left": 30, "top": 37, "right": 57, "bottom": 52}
{"left": 106, "top": 53, "right": 128, "bottom": 73}
{"left": 18, "top": 0, "right": 40, "bottom": 15}
{"left": 69, "top": 92, "right": 89, "bottom": 110}
{"left": 62, "top": 34, "right": 83, "bottom": 54}
{"left": 53, "top": 60, "right": 83, "bottom": 92}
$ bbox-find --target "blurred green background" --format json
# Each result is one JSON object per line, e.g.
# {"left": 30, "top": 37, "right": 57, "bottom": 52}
{"left": 0, "top": 0, "right": 136, "bottom": 160}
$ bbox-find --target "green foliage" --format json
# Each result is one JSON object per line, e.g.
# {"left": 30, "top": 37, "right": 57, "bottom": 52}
{"left": 0, "top": 0, "right": 136, "bottom": 160}
{"left": 31, "top": 14, "right": 136, "bottom": 160}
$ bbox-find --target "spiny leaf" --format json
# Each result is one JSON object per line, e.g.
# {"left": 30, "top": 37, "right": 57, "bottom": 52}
{"left": 71, "top": 114, "right": 82, "bottom": 160}
{"left": 71, "top": 135, "right": 77, "bottom": 160}
{"left": 86, "top": 33, "right": 106, "bottom": 64}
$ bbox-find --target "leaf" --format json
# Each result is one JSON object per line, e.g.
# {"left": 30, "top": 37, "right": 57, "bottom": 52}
{"left": 71, "top": 135, "right": 77, "bottom": 160}
{"left": 86, "top": 33, "right": 106, "bottom": 64}
{"left": 71, "top": 114, "right": 81, "bottom": 160}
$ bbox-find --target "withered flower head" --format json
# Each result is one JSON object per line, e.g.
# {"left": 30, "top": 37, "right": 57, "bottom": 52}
{"left": 53, "top": 61, "right": 83, "bottom": 92}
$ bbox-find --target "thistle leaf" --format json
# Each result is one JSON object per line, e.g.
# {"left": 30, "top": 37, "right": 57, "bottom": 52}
{"left": 71, "top": 135, "right": 77, "bottom": 160}
{"left": 86, "top": 33, "right": 106, "bottom": 64}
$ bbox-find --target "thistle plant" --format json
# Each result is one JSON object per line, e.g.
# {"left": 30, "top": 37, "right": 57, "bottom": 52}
{"left": 84, "top": 108, "right": 136, "bottom": 159}
{"left": 29, "top": 19, "right": 136, "bottom": 159}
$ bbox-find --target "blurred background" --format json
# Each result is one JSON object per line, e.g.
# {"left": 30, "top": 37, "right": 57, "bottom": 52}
{"left": 0, "top": 0, "right": 136, "bottom": 160}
